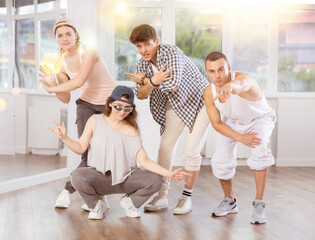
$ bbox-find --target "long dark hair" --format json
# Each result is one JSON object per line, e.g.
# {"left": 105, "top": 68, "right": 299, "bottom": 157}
{"left": 104, "top": 96, "right": 139, "bottom": 130}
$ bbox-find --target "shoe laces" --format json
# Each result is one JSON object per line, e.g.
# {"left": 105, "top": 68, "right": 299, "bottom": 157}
{"left": 218, "top": 199, "right": 229, "bottom": 207}
{"left": 253, "top": 201, "right": 265, "bottom": 213}
{"left": 176, "top": 196, "right": 188, "bottom": 208}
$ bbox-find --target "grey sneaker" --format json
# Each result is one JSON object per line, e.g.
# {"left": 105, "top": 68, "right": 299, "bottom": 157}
{"left": 212, "top": 197, "right": 238, "bottom": 217}
{"left": 251, "top": 200, "right": 266, "bottom": 224}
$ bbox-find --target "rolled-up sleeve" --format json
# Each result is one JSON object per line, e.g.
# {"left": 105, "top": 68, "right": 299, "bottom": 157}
{"left": 159, "top": 47, "right": 184, "bottom": 93}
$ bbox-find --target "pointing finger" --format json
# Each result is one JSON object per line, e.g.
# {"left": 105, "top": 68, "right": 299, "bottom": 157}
{"left": 53, "top": 121, "right": 60, "bottom": 127}
{"left": 181, "top": 172, "right": 192, "bottom": 177}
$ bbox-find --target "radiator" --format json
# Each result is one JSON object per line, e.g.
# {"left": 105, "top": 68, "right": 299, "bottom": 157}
{"left": 28, "top": 107, "right": 67, "bottom": 150}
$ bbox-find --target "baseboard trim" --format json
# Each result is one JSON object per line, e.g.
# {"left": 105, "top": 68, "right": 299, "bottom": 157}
{"left": 0, "top": 147, "right": 14, "bottom": 155}
{"left": 276, "top": 158, "right": 315, "bottom": 167}
{"left": 173, "top": 158, "right": 248, "bottom": 167}
{"left": 0, "top": 167, "right": 75, "bottom": 194}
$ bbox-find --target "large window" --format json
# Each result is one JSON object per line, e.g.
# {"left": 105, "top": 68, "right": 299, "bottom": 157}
{"left": 40, "top": 19, "right": 59, "bottom": 59}
{"left": 15, "top": 0, "right": 35, "bottom": 15}
{"left": 0, "top": 1, "right": 6, "bottom": 14}
{"left": 38, "top": 0, "right": 55, "bottom": 13}
{"left": 40, "top": 19, "right": 60, "bottom": 73}
{"left": 0, "top": 0, "right": 66, "bottom": 91}
{"left": 231, "top": 11, "right": 270, "bottom": 90}
{"left": 177, "top": 0, "right": 218, "bottom": 2}
{"left": 113, "top": 0, "right": 315, "bottom": 94}
{"left": 278, "top": 10, "right": 315, "bottom": 92}
{"left": 115, "top": 7, "right": 161, "bottom": 81}
{"left": 16, "top": 19, "right": 36, "bottom": 89}
{"left": 128, "top": 0, "right": 161, "bottom": 1}
{"left": 0, "top": 20, "right": 8, "bottom": 88}
{"left": 2, "top": 0, "right": 315, "bottom": 94}
{"left": 176, "top": 9, "right": 222, "bottom": 76}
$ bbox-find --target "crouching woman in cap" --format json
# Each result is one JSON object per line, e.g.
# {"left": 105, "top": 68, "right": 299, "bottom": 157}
{"left": 50, "top": 85, "right": 188, "bottom": 220}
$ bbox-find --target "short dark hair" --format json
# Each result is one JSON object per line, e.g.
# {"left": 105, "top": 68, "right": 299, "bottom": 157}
{"left": 205, "top": 51, "right": 230, "bottom": 66}
{"left": 129, "top": 24, "right": 157, "bottom": 44}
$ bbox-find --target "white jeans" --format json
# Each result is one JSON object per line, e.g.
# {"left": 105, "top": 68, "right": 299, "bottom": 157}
{"left": 157, "top": 102, "right": 210, "bottom": 197}
{"left": 211, "top": 114, "right": 276, "bottom": 180}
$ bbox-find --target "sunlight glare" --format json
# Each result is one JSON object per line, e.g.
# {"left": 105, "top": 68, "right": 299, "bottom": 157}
{"left": 12, "top": 88, "right": 20, "bottom": 96}
{"left": 116, "top": 3, "right": 127, "bottom": 16}
{"left": 80, "top": 28, "right": 97, "bottom": 48}
{"left": 0, "top": 98, "right": 7, "bottom": 112}
{"left": 40, "top": 52, "right": 62, "bottom": 74}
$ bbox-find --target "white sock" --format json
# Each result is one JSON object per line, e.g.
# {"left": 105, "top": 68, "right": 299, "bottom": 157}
{"left": 182, "top": 188, "right": 193, "bottom": 197}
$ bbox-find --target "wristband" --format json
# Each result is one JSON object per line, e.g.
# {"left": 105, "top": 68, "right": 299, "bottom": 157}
{"left": 149, "top": 78, "right": 159, "bottom": 88}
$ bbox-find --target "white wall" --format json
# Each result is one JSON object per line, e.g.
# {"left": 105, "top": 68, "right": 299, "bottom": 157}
{"left": 14, "top": 94, "right": 27, "bottom": 154}
{"left": 0, "top": 92, "right": 68, "bottom": 156}
{"left": 136, "top": 98, "right": 161, "bottom": 161}
{"left": 0, "top": 93, "right": 28, "bottom": 155}
{"left": 0, "top": 93, "right": 14, "bottom": 155}
{"left": 276, "top": 98, "right": 315, "bottom": 166}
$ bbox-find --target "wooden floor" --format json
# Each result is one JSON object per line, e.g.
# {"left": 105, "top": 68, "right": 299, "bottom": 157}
{"left": 0, "top": 166, "right": 314, "bottom": 240}
{"left": 0, "top": 154, "right": 67, "bottom": 181}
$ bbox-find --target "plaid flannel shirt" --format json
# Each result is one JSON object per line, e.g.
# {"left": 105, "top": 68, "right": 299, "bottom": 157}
{"left": 134, "top": 44, "right": 209, "bottom": 135}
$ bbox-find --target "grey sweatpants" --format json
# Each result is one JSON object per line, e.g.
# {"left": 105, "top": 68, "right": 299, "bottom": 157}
{"left": 71, "top": 167, "right": 163, "bottom": 208}
{"left": 64, "top": 99, "right": 106, "bottom": 193}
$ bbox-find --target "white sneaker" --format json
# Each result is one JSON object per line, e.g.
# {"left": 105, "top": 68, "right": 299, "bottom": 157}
{"left": 173, "top": 196, "right": 192, "bottom": 215}
{"left": 88, "top": 199, "right": 107, "bottom": 220}
{"left": 55, "top": 189, "right": 70, "bottom": 208}
{"left": 120, "top": 195, "right": 141, "bottom": 218}
{"left": 82, "top": 196, "right": 110, "bottom": 212}
{"left": 81, "top": 203, "right": 93, "bottom": 212}
{"left": 144, "top": 195, "right": 168, "bottom": 212}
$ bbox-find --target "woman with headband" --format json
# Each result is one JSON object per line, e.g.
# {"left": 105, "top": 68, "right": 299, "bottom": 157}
{"left": 39, "top": 16, "right": 117, "bottom": 210}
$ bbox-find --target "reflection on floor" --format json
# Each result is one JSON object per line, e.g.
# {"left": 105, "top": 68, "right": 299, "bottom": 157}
{"left": 0, "top": 153, "right": 67, "bottom": 181}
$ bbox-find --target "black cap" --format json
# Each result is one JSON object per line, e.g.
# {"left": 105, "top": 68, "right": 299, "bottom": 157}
{"left": 110, "top": 85, "right": 135, "bottom": 106}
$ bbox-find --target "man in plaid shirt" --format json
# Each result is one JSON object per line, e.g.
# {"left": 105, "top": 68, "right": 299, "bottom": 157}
{"left": 125, "top": 24, "right": 210, "bottom": 215}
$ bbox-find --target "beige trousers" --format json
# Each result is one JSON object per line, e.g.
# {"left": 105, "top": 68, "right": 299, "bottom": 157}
{"left": 157, "top": 102, "right": 210, "bottom": 197}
